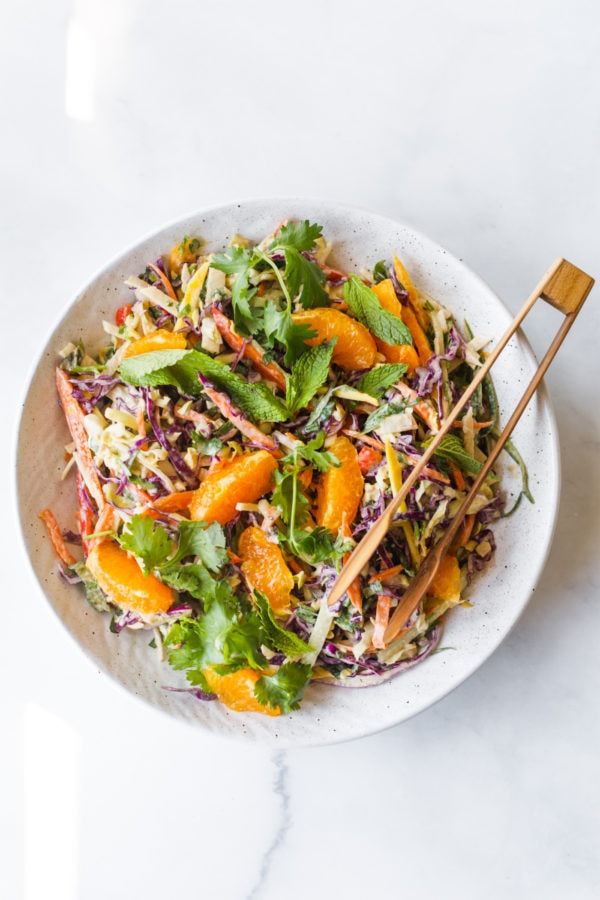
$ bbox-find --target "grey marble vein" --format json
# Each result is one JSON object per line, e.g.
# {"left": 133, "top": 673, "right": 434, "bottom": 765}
{"left": 245, "top": 752, "right": 291, "bottom": 900}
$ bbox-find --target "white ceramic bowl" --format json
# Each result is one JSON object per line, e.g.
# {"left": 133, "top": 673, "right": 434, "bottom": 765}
{"left": 16, "top": 199, "right": 560, "bottom": 746}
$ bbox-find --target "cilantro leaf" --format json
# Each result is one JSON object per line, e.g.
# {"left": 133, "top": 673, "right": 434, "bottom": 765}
{"left": 356, "top": 363, "right": 407, "bottom": 399}
{"left": 254, "top": 662, "right": 312, "bottom": 713}
{"left": 211, "top": 246, "right": 261, "bottom": 335}
{"left": 284, "top": 526, "right": 351, "bottom": 566}
{"left": 159, "top": 563, "right": 217, "bottom": 601}
{"left": 433, "top": 434, "right": 483, "bottom": 475}
{"left": 363, "top": 400, "right": 408, "bottom": 434}
{"left": 171, "top": 520, "right": 227, "bottom": 572}
{"left": 262, "top": 303, "right": 317, "bottom": 368}
{"left": 190, "top": 434, "right": 223, "bottom": 456}
{"left": 273, "top": 220, "right": 323, "bottom": 252}
{"left": 120, "top": 349, "right": 288, "bottom": 423}
{"left": 343, "top": 276, "right": 413, "bottom": 345}
{"left": 253, "top": 592, "right": 312, "bottom": 658}
{"left": 284, "top": 432, "right": 339, "bottom": 472}
{"left": 117, "top": 515, "right": 173, "bottom": 574}
{"left": 282, "top": 247, "right": 330, "bottom": 309}
{"left": 285, "top": 341, "right": 336, "bottom": 416}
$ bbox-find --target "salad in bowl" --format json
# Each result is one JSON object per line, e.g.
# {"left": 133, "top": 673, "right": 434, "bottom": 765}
{"left": 39, "top": 219, "right": 531, "bottom": 716}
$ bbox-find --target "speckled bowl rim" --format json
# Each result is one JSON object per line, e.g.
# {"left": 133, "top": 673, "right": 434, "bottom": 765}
{"left": 14, "top": 197, "right": 561, "bottom": 747}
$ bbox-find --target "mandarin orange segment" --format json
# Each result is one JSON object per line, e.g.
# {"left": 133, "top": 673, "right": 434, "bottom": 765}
{"left": 429, "top": 554, "right": 461, "bottom": 604}
{"left": 190, "top": 451, "right": 277, "bottom": 525}
{"left": 316, "top": 436, "right": 364, "bottom": 533}
{"left": 292, "top": 308, "right": 377, "bottom": 371}
{"left": 239, "top": 526, "right": 294, "bottom": 616}
{"left": 122, "top": 329, "right": 187, "bottom": 359}
{"left": 371, "top": 279, "right": 420, "bottom": 373}
{"left": 86, "top": 540, "right": 175, "bottom": 616}
{"left": 204, "top": 667, "right": 280, "bottom": 716}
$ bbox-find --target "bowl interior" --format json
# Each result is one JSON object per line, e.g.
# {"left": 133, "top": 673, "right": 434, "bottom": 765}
{"left": 16, "top": 199, "right": 559, "bottom": 746}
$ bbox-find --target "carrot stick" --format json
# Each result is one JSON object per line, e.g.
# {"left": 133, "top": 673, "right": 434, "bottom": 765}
{"left": 227, "top": 548, "right": 242, "bottom": 564}
{"left": 76, "top": 471, "right": 95, "bottom": 556}
{"left": 450, "top": 514, "right": 475, "bottom": 553}
{"left": 449, "top": 461, "right": 466, "bottom": 491}
{"left": 148, "top": 262, "right": 178, "bottom": 302}
{"left": 395, "top": 382, "right": 439, "bottom": 432}
{"left": 372, "top": 594, "right": 392, "bottom": 649}
{"left": 402, "top": 305, "right": 432, "bottom": 364}
{"left": 201, "top": 381, "right": 282, "bottom": 456}
{"left": 39, "top": 509, "right": 77, "bottom": 566}
{"left": 368, "top": 563, "right": 403, "bottom": 583}
{"left": 212, "top": 308, "right": 287, "bottom": 391}
{"left": 56, "top": 368, "right": 105, "bottom": 510}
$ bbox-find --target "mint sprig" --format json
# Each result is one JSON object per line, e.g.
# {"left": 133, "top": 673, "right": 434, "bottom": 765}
{"left": 343, "top": 276, "right": 413, "bottom": 345}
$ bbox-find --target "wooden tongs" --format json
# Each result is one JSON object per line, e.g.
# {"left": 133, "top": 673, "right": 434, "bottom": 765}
{"left": 327, "top": 259, "right": 594, "bottom": 646}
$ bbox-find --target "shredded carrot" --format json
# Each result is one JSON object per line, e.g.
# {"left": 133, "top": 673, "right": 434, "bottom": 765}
{"left": 449, "top": 461, "right": 466, "bottom": 491}
{"left": 368, "top": 563, "right": 403, "bottom": 583}
{"left": 452, "top": 419, "right": 493, "bottom": 432}
{"left": 298, "top": 468, "right": 313, "bottom": 489}
{"left": 450, "top": 514, "right": 475, "bottom": 553}
{"left": 287, "top": 557, "right": 303, "bottom": 575}
{"left": 212, "top": 308, "right": 287, "bottom": 391}
{"left": 56, "top": 368, "right": 105, "bottom": 510}
{"left": 136, "top": 404, "right": 146, "bottom": 437}
{"left": 39, "top": 509, "right": 76, "bottom": 566}
{"left": 153, "top": 490, "right": 195, "bottom": 513}
{"left": 372, "top": 594, "right": 392, "bottom": 649}
{"left": 357, "top": 446, "right": 382, "bottom": 474}
{"left": 343, "top": 429, "right": 385, "bottom": 451}
{"left": 256, "top": 282, "right": 267, "bottom": 297}
{"left": 227, "top": 548, "right": 242, "bottom": 564}
{"left": 202, "top": 381, "right": 282, "bottom": 457}
{"left": 147, "top": 262, "right": 178, "bottom": 302}
{"left": 76, "top": 471, "right": 95, "bottom": 556}
{"left": 402, "top": 305, "right": 432, "bottom": 365}
{"left": 395, "top": 382, "right": 439, "bottom": 432}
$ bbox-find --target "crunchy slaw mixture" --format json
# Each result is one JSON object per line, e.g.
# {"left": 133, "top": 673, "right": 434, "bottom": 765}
{"left": 40, "top": 220, "right": 532, "bottom": 715}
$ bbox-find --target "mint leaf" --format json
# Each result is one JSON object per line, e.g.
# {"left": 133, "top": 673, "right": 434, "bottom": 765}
{"left": 253, "top": 592, "right": 312, "bottom": 658}
{"left": 285, "top": 341, "right": 335, "bottom": 416}
{"left": 254, "top": 662, "right": 312, "bottom": 713}
{"left": 283, "top": 247, "right": 329, "bottom": 309}
{"left": 363, "top": 400, "right": 407, "bottom": 434}
{"left": 273, "top": 220, "right": 323, "bottom": 252}
{"left": 117, "top": 515, "right": 173, "bottom": 574}
{"left": 343, "top": 276, "right": 413, "bottom": 345}
{"left": 356, "top": 363, "right": 407, "bottom": 399}
{"left": 211, "top": 246, "right": 261, "bottom": 335}
{"left": 433, "top": 434, "right": 483, "bottom": 475}
{"left": 172, "top": 521, "right": 227, "bottom": 572}
{"left": 120, "top": 349, "right": 288, "bottom": 423}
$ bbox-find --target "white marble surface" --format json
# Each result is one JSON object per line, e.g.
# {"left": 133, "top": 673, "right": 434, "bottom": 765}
{"left": 3, "top": 1, "right": 599, "bottom": 897}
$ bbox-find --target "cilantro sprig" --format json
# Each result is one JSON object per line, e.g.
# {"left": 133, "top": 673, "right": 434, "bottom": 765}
{"left": 254, "top": 662, "right": 312, "bottom": 713}
{"left": 211, "top": 245, "right": 261, "bottom": 335}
